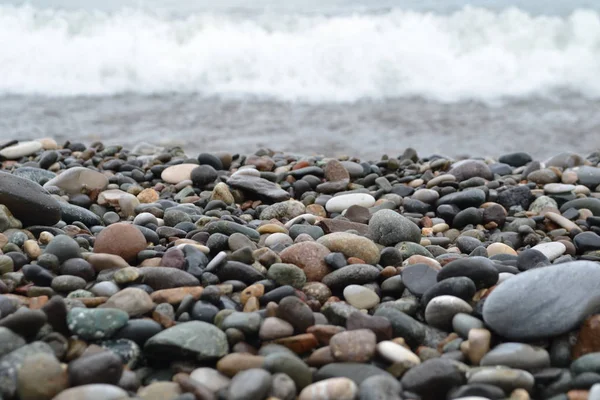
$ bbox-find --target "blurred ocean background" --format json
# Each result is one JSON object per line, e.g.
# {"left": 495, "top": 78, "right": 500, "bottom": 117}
{"left": 1, "top": 0, "right": 599, "bottom": 158}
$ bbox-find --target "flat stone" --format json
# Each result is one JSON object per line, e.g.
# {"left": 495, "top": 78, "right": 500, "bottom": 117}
{"left": 0, "top": 171, "right": 61, "bottom": 226}
{"left": 317, "top": 232, "right": 380, "bottom": 265}
{"left": 467, "top": 368, "right": 534, "bottom": 392}
{"left": 483, "top": 261, "right": 600, "bottom": 340}
{"left": 44, "top": 166, "right": 108, "bottom": 194}
{"left": 227, "top": 174, "right": 291, "bottom": 202}
{"left": 437, "top": 189, "right": 486, "bottom": 209}
{"left": 144, "top": 321, "right": 228, "bottom": 361}
{"left": 99, "top": 288, "right": 155, "bottom": 317}
{"left": 481, "top": 342, "right": 550, "bottom": 370}
{"left": 544, "top": 183, "right": 576, "bottom": 194}
{"left": 560, "top": 198, "right": 600, "bottom": 216}
{"left": 317, "top": 218, "right": 369, "bottom": 235}
{"left": 577, "top": 166, "right": 600, "bottom": 188}
{"left": 326, "top": 193, "right": 375, "bottom": 213}
{"left": 66, "top": 308, "right": 129, "bottom": 340}
{"left": 139, "top": 267, "right": 200, "bottom": 289}
{"left": 437, "top": 257, "right": 499, "bottom": 289}
{"left": 322, "top": 264, "right": 380, "bottom": 290}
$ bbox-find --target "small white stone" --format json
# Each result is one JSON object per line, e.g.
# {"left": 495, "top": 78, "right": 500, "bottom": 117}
{"left": 161, "top": 164, "right": 199, "bottom": 184}
{"left": 325, "top": 193, "right": 375, "bottom": 213}
{"left": 376, "top": 341, "right": 420, "bottom": 365}
{"left": 532, "top": 242, "right": 566, "bottom": 261}
{"left": 343, "top": 285, "right": 380, "bottom": 309}
{"left": 486, "top": 242, "right": 517, "bottom": 257}
{"left": 0, "top": 140, "right": 42, "bottom": 159}
{"left": 543, "top": 183, "right": 575, "bottom": 194}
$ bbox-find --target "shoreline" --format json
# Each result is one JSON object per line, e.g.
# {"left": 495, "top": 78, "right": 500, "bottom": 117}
{"left": 1, "top": 138, "right": 600, "bottom": 399}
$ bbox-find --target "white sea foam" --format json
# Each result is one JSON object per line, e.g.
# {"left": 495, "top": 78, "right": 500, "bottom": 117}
{"left": 1, "top": 5, "right": 599, "bottom": 102}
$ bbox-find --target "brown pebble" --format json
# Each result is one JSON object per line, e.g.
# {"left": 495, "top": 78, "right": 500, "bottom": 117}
{"left": 329, "top": 329, "right": 377, "bottom": 362}
{"left": 510, "top": 388, "right": 531, "bottom": 400}
{"left": 306, "top": 325, "right": 346, "bottom": 346}
{"left": 347, "top": 257, "right": 365, "bottom": 264}
{"left": 567, "top": 390, "right": 588, "bottom": 400}
{"left": 93, "top": 222, "right": 147, "bottom": 264}
{"left": 380, "top": 266, "right": 397, "bottom": 278}
{"left": 79, "top": 297, "right": 108, "bottom": 307}
{"left": 216, "top": 353, "right": 265, "bottom": 377}
{"left": 240, "top": 284, "right": 265, "bottom": 305}
{"left": 150, "top": 287, "right": 204, "bottom": 304}
{"left": 274, "top": 333, "right": 319, "bottom": 354}
{"left": 173, "top": 373, "right": 216, "bottom": 400}
{"left": 306, "top": 346, "right": 336, "bottom": 367}
{"left": 573, "top": 314, "right": 600, "bottom": 359}
{"left": 466, "top": 328, "right": 491, "bottom": 365}
{"left": 137, "top": 188, "right": 159, "bottom": 203}
{"left": 243, "top": 296, "right": 260, "bottom": 312}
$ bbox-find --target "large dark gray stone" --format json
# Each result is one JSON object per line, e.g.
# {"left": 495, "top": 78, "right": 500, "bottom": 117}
{"left": 483, "top": 261, "right": 600, "bottom": 340}
{"left": 0, "top": 171, "right": 61, "bottom": 226}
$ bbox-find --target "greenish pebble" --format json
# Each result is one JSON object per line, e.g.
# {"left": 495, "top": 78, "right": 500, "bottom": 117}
{"left": 571, "top": 352, "right": 600, "bottom": 375}
{"left": 267, "top": 263, "right": 307, "bottom": 289}
{"left": 66, "top": 308, "right": 129, "bottom": 340}
{"left": 113, "top": 267, "right": 141, "bottom": 285}
{"left": 288, "top": 225, "right": 324, "bottom": 240}
{"left": 395, "top": 242, "right": 433, "bottom": 259}
{"left": 263, "top": 353, "right": 312, "bottom": 390}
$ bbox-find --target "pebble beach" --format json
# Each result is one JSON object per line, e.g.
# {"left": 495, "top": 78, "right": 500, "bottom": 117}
{"left": 1, "top": 138, "right": 600, "bottom": 400}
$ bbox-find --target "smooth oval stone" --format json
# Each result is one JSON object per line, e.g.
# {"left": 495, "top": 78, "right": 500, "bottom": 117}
{"left": 343, "top": 285, "right": 380, "bottom": 309}
{"left": 44, "top": 166, "right": 108, "bottom": 194}
{"left": 481, "top": 342, "right": 550, "bottom": 370}
{"left": 376, "top": 340, "right": 420, "bottom": 365}
{"left": 560, "top": 198, "right": 600, "bottom": 216}
{"left": 516, "top": 249, "right": 550, "bottom": 271}
{"left": 189, "top": 367, "right": 231, "bottom": 393}
{"left": 326, "top": 193, "right": 375, "bottom": 213}
{"left": 161, "top": 164, "right": 198, "bottom": 184}
{"left": 572, "top": 352, "right": 600, "bottom": 375}
{"left": 114, "top": 319, "right": 163, "bottom": 346}
{"left": 59, "top": 201, "right": 103, "bottom": 227}
{"left": 0, "top": 140, "right": 42, "bottom": 159}
{"left": 144, "top": 321, "right": 229, "bottom": 361}
{"left": 425, "top": 295, "right": 473, "bottom": 330}
{"left": 0, "top": 171, "right": 61, "bottom": 226}
{"left": 317, "top": 233, "right": 380, "bottom": 265}
{"left": 68, "top": 351, "right": 123, "bottom": 386}
{"left": 373, "top": 308, "right": 425, "bottom": 347}
{"left": 452, "top": 313, "right": 485, "bottom": 338}
{"left": 12, "top": 166, "right": 56, "bottom": 184}
{"left": 467, "top": 368, "right": 534, "bottom": 392}
{"left": 437, "top": 257, "right": 499, "bottom": 289}
{"left": 368, "top": 209, "right": 421, "bottom": 245}
{"left": 322, "top": 264, "right": 380, "bottom": 290}
{"left": 138, "top": 267, "right": 200, "bottom": 289}
{"left": 263, "top": 353, "right": 313, "bottom": 390}
{"left": 483, "top": 261, "right": 600, "bottom": 340}
{"left": 449, "top": 160, "right": 493, "bottom": 181}
{"left": 437, "top": 189, "right": 486, "bottom": 209}
{"left": 227, "top": 174, "right": 291, "bottom": 202}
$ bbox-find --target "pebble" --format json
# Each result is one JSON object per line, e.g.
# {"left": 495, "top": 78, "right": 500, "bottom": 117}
{"left": 1, "top": 142, "right": 600, "bottom": 400}
{"left": 483, "top": 261, "right": 600, "bottom": 340}
{"left": 343, "top": 284, "right": 380, "bottom": 309}
{"left": 317, "top": 232, "right": 380, "bottom": 264}
{"left": 299, "top": 377, "right": 358, "bottom": 400}
{"left": 325, "top": 193, "right": 376, "bottom": 213}
{"left": 0, "top": 140, "right": 42, "bottom": 159}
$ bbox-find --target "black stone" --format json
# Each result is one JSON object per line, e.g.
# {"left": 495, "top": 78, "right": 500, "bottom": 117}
{"left": 437, "top": 257, "right": 499, "bottom": 289}
{"left": 516, "top": 249, "right": 550, "bottom": 271}
{"left": 421, "top": 277, "right": 477, "bottom": 307}
{"left": 497, "top": 185, "right": 533, "bottom": 210}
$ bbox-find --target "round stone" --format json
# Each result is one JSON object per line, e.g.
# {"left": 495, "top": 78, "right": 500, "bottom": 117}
{"left": 94, "top": 222, "right": 147, "bottom": 264}
{"left": 317, "top": 232, "right": 380, "bottom": 265}
{"left": 17, "top": 353, "right": 68, "bottom": 400}
{"left": 368, "top": 209, "right": 421, "bottom": 245}
{"left": 0, "top": 172, "right": 61, "bottom": 226}
{"left": 161, "top": 164, "right": 199, "bottom": 184}
{"left": 343, "top": 285, "right": 380, "bottom": 309}
{"left": 425, "top": 295, "right": 473, "bottom": 330}
{"left": 299, "top": 377, "right": 358, "bottom": 400}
